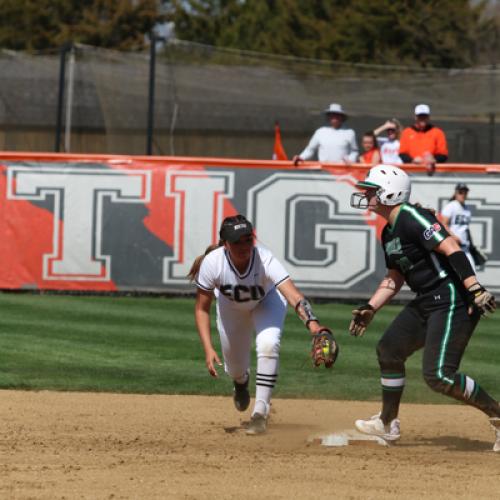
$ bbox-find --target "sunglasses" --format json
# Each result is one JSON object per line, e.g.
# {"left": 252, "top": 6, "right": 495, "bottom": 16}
{"left": 387, "top": 128, "right": 396, "bottom": 133}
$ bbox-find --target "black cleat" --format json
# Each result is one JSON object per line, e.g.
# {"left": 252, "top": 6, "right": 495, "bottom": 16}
{"left": 233, "top": 379, "right": 250, "bottom": 411}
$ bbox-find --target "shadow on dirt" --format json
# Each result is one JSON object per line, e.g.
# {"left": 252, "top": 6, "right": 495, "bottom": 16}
{"left": 409, "top": 435, "right": 492, "bottom": 452}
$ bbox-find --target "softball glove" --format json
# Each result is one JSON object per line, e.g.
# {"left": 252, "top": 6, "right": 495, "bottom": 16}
{"left": 311, "top": 328, "right": 339, "bottom": 368}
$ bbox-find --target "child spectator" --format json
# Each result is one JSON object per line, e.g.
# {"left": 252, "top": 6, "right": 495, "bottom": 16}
{"left": 359, "top": 131, "right": 381, "bottom": 165}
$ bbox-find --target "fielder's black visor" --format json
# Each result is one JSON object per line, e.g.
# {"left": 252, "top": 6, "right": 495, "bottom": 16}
{"left": 220, "top": 220, "right": 254, "bottom": 243}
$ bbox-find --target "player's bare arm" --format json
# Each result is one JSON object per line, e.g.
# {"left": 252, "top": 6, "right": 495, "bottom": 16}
{"left": 438, "top": 216, "right": 462, "bottom": 246}
{"left": 277, "top": 279, "right": 324, "bottom": 334}
{"left": 368, "top": 268, "right": 405, "bottom": 311}
{"left": 435, "top": 236, "right": 479, "bottom": 288}
{"left": 277, "top": 278, "right": 338, "bottom": 368}
{"left": 194, "top": 288, "right": 222, "bottom": 377}
{"left": 349, "top": 269, "right": 404, "bottom": 337}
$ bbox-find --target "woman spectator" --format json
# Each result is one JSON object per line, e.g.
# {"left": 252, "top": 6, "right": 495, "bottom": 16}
{"left": 373, "top": 119, "right": 403, "bottom": 165}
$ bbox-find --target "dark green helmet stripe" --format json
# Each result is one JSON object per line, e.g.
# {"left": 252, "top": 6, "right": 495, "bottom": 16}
{"left": 356, "top": 181, "right": 380, "bottom": 188}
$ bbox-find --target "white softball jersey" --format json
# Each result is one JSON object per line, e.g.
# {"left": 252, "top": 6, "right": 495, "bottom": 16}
{"left": 441, "top": 200, "right": 472, "bottom": 249}
{"left": 196, "top": 244, "right": 291, "bottom": 384}
{"left": 441, "top": 200, "right": 475, "bottom": 269}
{"left": 196, "top": 244, "right": 290, "bottom": 311}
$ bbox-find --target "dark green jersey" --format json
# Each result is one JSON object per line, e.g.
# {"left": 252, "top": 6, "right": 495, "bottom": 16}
{"left": 381, "top": 203, "right": 452, "bottom": 293}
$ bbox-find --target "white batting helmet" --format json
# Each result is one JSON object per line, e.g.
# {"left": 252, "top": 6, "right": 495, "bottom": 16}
{"left": 351, "top": 164, "right": 411, "bottom": 209}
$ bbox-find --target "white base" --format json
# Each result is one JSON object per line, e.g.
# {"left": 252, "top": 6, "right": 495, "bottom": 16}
{"left": 309, "top": 429, "right": 389, "bottom": 447}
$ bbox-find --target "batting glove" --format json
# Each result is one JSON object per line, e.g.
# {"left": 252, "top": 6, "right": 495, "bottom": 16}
{"left": 349, "top": 304, "right": 375, "bottom": 337}
{"left": 467, "top": 283, "right": 496, "bottom": 316}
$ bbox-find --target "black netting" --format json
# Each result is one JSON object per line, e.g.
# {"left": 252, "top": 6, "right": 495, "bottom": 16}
{"left": 1, "top": 40, "right": 500, "bottom": 162}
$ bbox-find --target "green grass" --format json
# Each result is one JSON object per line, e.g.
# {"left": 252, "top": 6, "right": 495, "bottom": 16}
{"left": 0, "top": 293, "right": 498, "bottom": 403}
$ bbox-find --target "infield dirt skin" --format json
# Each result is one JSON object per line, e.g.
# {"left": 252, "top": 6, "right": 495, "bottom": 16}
{"left": 1, "top": 390, "right": 499, "bottom": 499}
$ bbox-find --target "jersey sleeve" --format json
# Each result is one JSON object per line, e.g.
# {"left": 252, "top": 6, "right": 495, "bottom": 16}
{"left": 440, "top": 201, "right": 455, "bottom": 219}
{"left": 195, "top": 254, "right": 217, "bottom": 291}
{"left": 381, "top": 227, "right": 396, "bottom": 269}
{"left": 402, "top": 205, "right": 450, "bottom": 251}
{"left": 264, "top": 253, "right": 290, "bottom": 287}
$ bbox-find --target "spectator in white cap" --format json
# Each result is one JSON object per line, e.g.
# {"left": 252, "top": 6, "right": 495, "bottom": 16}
{"left": 293, "top": 103, "right": 359, "bottom": 166}
{"left": 399, "top": 103, "right": 448, "bottom": 175}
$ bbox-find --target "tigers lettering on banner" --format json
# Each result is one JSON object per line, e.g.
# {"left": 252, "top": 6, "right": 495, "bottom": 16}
{"left": 163, "top": 170, "right": 234, "bottom": 285}
{"left": 247, "top": 173, "right": 377, "bottom": 289}
{"left": 3, "top": 157, "right": 499, "bottom": 297}
{"left": 7, "top": 166, "right": 151, "bottom": 281}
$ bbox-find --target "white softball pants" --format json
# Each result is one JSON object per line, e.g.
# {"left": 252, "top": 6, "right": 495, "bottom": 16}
{"left": 216, "top": 289, "right": 287, "bottom": 415}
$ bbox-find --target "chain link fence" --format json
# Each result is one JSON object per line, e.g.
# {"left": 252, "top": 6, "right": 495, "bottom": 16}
{"left": 1, "top": 40, "right": 500, "bottom": 162}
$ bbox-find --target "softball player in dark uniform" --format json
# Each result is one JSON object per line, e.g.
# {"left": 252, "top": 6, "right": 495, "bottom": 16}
{"left": 349, "top": 165, "right": 499, "bottom": 451}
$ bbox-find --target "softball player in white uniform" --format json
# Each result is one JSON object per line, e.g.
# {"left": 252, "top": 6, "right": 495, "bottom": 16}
{"left": 189, "top": 215, "right": 330, "bottom": 435}
{"left": 441, "top": 183, "right": 474, "bottom": 268}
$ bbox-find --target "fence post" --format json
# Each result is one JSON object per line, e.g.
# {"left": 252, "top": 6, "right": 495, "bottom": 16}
{"left": 147, "top": 35, "right": 167, "bottom": 155}
{"left": 488, "top": 112, "right": 496, "bottom": 163}
{"left": 64, "top": 45, "right": 76, "bottom": 153}
{"left": 55, "top": 42, "right": 71, "bottom": 152}
{"left": 146, "top": 35, "right": 157, "bottom": 156}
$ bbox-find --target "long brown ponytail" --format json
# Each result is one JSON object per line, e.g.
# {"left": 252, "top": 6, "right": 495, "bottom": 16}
{"left": 187, "top": 241, "right": 224, "bottom": 282}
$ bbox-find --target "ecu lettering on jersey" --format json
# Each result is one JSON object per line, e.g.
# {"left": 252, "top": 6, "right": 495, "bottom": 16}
{"left": 220, "top": 284, "right": 266, "bottom": 302}
{"left": 196, "top": 245, "right": 290, "bottom": 310}
{"left": 452, "top": 214, "right": 469, "bottom": 226}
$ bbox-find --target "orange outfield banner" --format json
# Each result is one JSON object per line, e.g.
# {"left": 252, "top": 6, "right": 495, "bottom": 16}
{"left": 0, "top": 152, "right": 498, "bottom": 296}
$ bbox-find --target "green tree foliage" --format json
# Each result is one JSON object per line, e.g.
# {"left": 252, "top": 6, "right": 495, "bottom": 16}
{"left": 167, "top": 0, "right": 491, "bottom": 68}
{"left": 0, "top": 0, "right": 163, "bottom": 51}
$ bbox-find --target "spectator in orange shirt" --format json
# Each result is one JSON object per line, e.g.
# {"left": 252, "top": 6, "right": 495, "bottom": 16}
{"left": 359, "top": 131, "right": 381, "bottom": 165}
{"left": 399, "top": 104, "right": 448, "bottom": 175}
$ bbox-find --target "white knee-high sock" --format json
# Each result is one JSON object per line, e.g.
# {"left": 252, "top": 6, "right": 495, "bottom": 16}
{"left": 253, "top": 355, "right": 278, "bottom": 417}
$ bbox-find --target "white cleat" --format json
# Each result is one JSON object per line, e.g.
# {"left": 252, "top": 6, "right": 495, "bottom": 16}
{"left": 490, "top": 417, "right": 500, "bottom": 452}
{"left": 355, "top": 414, "right": 401, "bottom": 442}
{"left": 246, "top": 413, "right": 267, "bottom": 435}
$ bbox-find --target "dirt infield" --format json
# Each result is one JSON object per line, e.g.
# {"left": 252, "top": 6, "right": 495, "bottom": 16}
{"left": 1, "top": 390, "right": 499, "bottom": 499}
